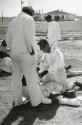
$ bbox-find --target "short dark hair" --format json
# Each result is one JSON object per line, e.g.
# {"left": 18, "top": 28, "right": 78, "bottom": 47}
{"left": 22, "top": 6, "right": 35, "bottom": 17}
{"left": 45, "top": 15, "right": 52, "bottom": 22}
{"left": 1, "top": 40, "right": 7, "bottom": 47}
{"left": 38, "top": 39, "right": 49, "bottom": 48}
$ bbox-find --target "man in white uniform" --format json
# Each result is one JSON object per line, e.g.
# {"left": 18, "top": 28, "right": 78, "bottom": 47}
{"left": 6, "top": 6, "right": 51, "bottom": 107}
{"left": 38, "top": 39, "right": 68, "bottom": 94}
{"left": 45, "top": 15, "right": 61, "bottom": 49}
{"left": 37, "top": 39, "right": 82, "bottom": 107}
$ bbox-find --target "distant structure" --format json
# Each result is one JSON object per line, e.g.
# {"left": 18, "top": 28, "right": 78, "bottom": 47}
{"left": 44, "top": 9, "right": 78, "bottom": 21}
{"left": 34, "top": 9, "right": 78, "bottom": 21}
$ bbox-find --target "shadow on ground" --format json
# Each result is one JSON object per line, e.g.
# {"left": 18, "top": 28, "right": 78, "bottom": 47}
{"left": 1, "top": 99, "right": 60, "bottom": 125}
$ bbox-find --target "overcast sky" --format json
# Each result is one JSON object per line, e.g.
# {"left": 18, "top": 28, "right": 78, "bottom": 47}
{"left": 0, "top": 0, "right": 82, "bottom": 17}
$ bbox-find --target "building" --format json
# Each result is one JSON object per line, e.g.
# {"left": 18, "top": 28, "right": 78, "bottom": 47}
{"left": 43, "top": 10, "right": 78, "bottom": 21}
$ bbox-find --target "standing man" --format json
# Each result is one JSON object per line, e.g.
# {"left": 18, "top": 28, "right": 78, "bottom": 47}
{"left": 45, "top": 15, "right": 61, "bottom": 49}
{"left": 6, "top": 6, "right": 51, "bottom": 107}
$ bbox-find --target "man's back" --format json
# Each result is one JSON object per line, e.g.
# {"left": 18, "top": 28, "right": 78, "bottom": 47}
{"left": 6, "top": 12, "right": 35, "bottom": 55}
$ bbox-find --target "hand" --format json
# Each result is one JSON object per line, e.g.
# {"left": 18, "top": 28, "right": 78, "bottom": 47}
{"left": 38, "top": 70, "right": 48, "bottom": 78}
{"left": 60, "top": 84, "right": 68, "bottom": 93}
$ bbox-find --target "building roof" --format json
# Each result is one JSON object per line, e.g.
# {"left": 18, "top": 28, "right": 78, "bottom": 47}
{"left": 44, "top": 10, "right": 76, "bottom": 16}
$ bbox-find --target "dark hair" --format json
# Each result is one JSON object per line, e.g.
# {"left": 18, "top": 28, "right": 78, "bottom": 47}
{"left": 45, "top": 15, "right": 52, "bottom": 22}
{"left": 38, "top": 39, "right": 51, "bottom": 53}
{"left": 38, "top": 39, "right": 49, "bottom": 48}
{"left": 22, "top": 6, "right": 35, "bottom": 17}
{"left": 1, "top": 40, "right": 7, "bottom": 47}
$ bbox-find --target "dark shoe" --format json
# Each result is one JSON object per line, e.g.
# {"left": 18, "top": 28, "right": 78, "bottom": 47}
{"left": 13, "top": 97, "right": 30, "bottom": 107}
{"left": 74, "top": 81, "right": 82, "bottom": 88}
{"left": 62, "top": 89, "right": 76, "bottom": 98}
{"left": 22, "top": 75, "right": 27, "bottom": 86}
{"left": 49, "top": 94, "right": 59, "bottom": 103}
{"left": 0, "top": 69, "right": 12, "bottom": 77}
{"left": 65, "top": 65, "right": 72, "bottom": 73}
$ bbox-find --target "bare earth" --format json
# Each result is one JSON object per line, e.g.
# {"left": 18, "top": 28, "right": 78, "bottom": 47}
{"left": 0, "top": 40, "right": 82, "bottom": 125}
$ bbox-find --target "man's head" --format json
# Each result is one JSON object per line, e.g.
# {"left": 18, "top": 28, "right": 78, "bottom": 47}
{"left": 22, "top": 6, "right": 35, "bottom": 17}
{"left": 1, "top": 40, "right": 7, "bottom": 47}
{"left": 45, "top": 15, "right": 52, "bottom": 22}
{"left": 38, "top": 39, "right": 51, "bottom": 53}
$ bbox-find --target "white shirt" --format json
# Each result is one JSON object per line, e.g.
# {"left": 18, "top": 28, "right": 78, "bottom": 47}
{"left": 39, "top": 48, "right": 65, "bottom": 73}
{"left": 35, "top": 44, "right": 43, "bottom": 65}
{"left": 47, "top": 21, "right": 61, "bottom": 47}
{"left": 6, "top": 12, "right": 36, "bottom": 56}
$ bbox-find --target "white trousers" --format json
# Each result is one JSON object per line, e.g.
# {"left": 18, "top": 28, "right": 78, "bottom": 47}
{"left": 11, "top": 52, "right": 42, "bottom": 106}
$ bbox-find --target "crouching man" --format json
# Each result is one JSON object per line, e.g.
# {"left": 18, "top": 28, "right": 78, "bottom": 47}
{"left": 37, "top": 39, "right": 82, "bottom": 107}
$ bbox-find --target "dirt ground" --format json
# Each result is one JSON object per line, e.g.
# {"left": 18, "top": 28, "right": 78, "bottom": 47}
{"left": 0, "top": 40, "right": 82, "bottom": 125}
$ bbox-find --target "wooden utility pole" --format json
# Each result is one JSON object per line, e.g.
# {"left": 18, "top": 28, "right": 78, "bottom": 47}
{"left": 2, "top": 11, "right": 3, "bottom": 23}
{"left": 20, "top": 0, "right": 24, "bottom": 10}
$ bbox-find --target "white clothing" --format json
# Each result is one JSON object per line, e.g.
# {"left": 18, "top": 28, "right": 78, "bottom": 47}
{"left": 47, "top": 21, "right": 61, "bottom": 47}
{"left": 40, "top": 21, "right": 67, "bottom": 97}
{"left": 6, "top": 12, "right": 42, "bottom": 106}
{"left": 0, "top": 56, "right": 12, "bottom": 72}
{"left": 39, "top": 48, "right": 65, "bottom": 74}
{"left": 11, "top": 53, "right": 42, "bottom": 106}
{"left": 35, "top": 44, "right": 43, "bottom": 66}
{"left": 39, "top": 48, "right": 67, "bottom": 96}
{"left": 6, "top": 12, "right": 36, "bottom": 56}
